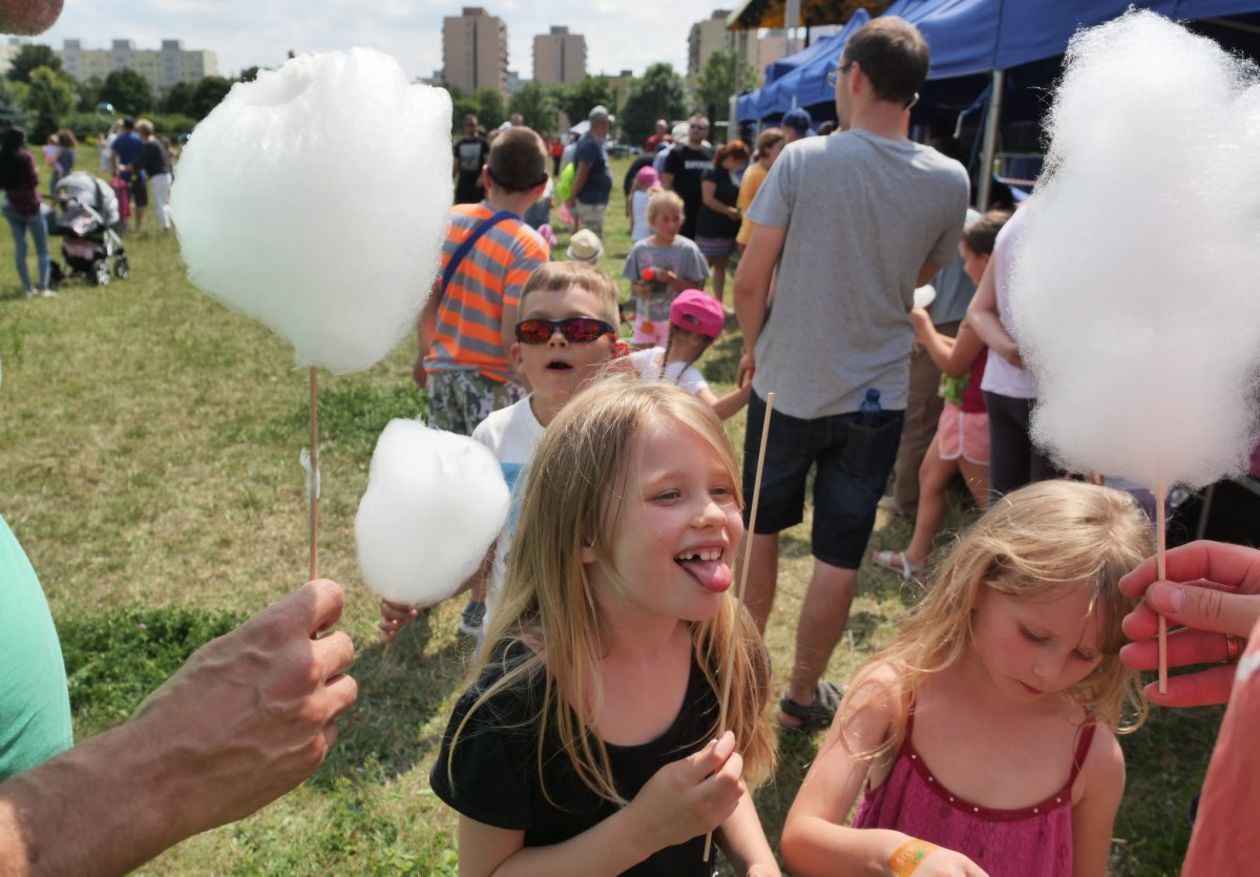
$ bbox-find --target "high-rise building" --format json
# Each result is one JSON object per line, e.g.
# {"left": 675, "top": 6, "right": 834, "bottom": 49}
{"left": 58, "top": 38, "right": 217, "bottom": 92}
{"left": 442, "top": 6, "right": 508, "bottom": 96}
{"left": 688, "top": 10, "right": 736, "bottom": 79}
{"left": 532, "top": 26, "right": 586, "bottom": 85}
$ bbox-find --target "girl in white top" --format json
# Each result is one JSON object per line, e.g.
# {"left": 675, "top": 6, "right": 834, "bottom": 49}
{"left": 630, "top": 289, "right": 750, "bottom": 420}
{"left": 628, "top": 165, "right": 659, "bottom": 242}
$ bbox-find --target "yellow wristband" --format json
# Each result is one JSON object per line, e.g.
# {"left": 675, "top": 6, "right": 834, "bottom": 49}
{"left": 888, "top": 838, "right": 939, "bottom": 876}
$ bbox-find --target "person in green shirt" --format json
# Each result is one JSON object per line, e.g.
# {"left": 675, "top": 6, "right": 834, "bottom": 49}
{"left": 0, "top": 514, "right": 72, "bottom": 781}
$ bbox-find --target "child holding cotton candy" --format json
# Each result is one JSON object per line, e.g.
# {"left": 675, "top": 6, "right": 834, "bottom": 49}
{"left": 783, "top": 480, "right": 1151, "bottom": 877}
{"left": 624, "top": 189, "right": 709, "bottom": 348}
{"left": 380, "top": 262, "right": 629, "bottom": 642}
{"left": 431, "top": 379, "right": 779, "bottom": 876}
{"left": 872, "top": 210, "right": 1009, "bottom": 580}
{"left": 629, "top": 289, "right": 750, "bottom": 420}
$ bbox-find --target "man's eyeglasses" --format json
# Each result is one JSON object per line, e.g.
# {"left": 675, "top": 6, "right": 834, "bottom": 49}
{"left": 825, "top": 63, "right": 919, "bottom": 108}
{"left": 825, "top": 63, "right": 853, "bottom": 89}
{"left": 515, "top": 317, "right": 616, "bottom": 344}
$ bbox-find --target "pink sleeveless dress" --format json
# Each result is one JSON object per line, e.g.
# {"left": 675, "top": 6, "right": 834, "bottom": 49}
{"left": 852, "top": 707, "right": 1095, "bottom": 877}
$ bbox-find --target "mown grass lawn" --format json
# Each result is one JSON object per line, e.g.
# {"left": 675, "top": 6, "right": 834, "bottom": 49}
{"left": 0, "top": 156, "right": 1218, "bottom": 875}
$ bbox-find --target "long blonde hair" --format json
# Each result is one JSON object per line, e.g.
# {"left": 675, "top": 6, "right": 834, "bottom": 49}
{"left": 842, "top": 480, "right": 1153, "bottom": 760}
{"left": 450, "top": 379, "right": 775, "bottom": 804}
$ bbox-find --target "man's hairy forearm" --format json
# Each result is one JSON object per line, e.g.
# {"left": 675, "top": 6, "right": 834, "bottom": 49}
{"left": 0, "top": 721, "right": 183, "bottom": 876}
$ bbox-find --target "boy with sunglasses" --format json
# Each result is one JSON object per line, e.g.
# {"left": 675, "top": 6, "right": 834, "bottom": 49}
{"left": 381, "top": 262, "right": 626, "bottom": 643}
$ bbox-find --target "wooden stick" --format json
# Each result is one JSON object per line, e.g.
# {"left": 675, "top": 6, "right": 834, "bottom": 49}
{"left": 704, "top": 391, "right": 774, "bottom": 863}
{"left": 309, "top": 366, "right": 320, "bottom": 582}
{"left": 1156, "top": 485, "right": 1167, "bottom": 695}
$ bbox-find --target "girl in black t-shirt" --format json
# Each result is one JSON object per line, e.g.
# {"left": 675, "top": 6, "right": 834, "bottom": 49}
{"left": 433, "top": 380, "right": 779, "bottom": 876}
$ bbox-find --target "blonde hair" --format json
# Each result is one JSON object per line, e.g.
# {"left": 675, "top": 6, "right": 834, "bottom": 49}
{"left": 135, "top": 118, "right": 154, "bottom": 137}
{"left": 647, "top": 189, "right": 685, "bottom": 225}
{"left": 519, "top": 261, "right": 619, "bottom": 326}
{"left": 449, "top": 379, "right": 775, "bottom": 804}
{"left": 842, "top": 480, "right": 1153, "bottom": 760}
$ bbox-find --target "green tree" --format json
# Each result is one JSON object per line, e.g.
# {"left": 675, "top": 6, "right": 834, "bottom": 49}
{"left": 619, "top": 64, "right": 688, "bottom": 146}
{"left": 190, "top": 76, "right": 234, "bottom": 119}
{"left": 555, "top": 75, "right": 614, "bottom": 128}
{"left": 74, "top": 75, "right": 103, "bottom": 112}
{"left": 238, "top": 66, "right": 263, "bottom": 83}
{"left": 0, "top": 79, "right": 27, "bottom": 128}
{"left": 695, "top": 49, "right": 757, "bottom": 132}
{"left": 99, "top": 69, "right": 154, "bottom": 117}
{"left": 5, "top": 44, "right": 62, "bottom": 83}
{"left": 507, "top": 80, "right": 558, "bottom": 133}
{"left": 472, "top": 87, "right": 505, "bottom": 129}
{"left": 27, "top": 66, "right": 75, "bottom": 141}
{"left": 162, "top": 80, "right": 196, "bottom": 116}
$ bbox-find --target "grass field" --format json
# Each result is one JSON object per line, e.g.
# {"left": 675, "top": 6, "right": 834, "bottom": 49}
{"left": 0, "top": 156, "right": 1220, "bottom": 875}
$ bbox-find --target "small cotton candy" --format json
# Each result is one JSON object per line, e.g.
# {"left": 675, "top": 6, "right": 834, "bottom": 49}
{"left": 1011, "top": 11, "right": 1260, "bottom": 490}
{"left": 171, "top": 49, "right": 452, "bottom": 374}
{"left": 356, "top": 419, "right": 510, "bottom": 606}
{"left": 912, "top": 285, "right": 936, "bottom": 310}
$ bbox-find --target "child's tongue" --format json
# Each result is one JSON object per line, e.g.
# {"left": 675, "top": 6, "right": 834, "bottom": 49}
{"left": 679, "top": 558, "right": 733, "bottom": 593}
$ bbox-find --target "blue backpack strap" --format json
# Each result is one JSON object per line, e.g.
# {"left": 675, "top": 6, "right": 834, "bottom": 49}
{"left": 439, "top": 209, "right": 517, "bottom": 298}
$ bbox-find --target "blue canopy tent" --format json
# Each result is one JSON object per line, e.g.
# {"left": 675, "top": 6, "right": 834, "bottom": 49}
{"left": 763, "top": 29, "right": 844, "bottom": 86}
{"left": 736, "top": 11, "right": 870, "bottom": 123}
{"left": 760, "top": 10, "right": 871, "bottom": 121}
{"left": 736, "top": 0, "right": 1260, "bottom": 201}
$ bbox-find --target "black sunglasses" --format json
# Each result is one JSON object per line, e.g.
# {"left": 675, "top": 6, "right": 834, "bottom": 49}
{"left": 515, "top": 317, "right": 616, "bottom": 344}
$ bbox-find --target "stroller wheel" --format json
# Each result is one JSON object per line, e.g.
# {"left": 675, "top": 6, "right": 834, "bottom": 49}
{"left": 114, "top": 256, "right": 130, "bottom": 279}
{"left": 93, "top": 260, "right": 111, "bottom": 286}
{"left": 49, "top": 262, "right": 64, "bottom": 289}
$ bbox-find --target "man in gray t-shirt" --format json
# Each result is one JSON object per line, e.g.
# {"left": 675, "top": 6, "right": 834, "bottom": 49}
{"left": 732, "top": 16, "right": 969, "bottom": 731}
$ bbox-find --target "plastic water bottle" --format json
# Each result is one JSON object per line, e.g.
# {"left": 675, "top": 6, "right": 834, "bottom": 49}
{"left": 859, "top": 389, "right": 882, "bottom": 424}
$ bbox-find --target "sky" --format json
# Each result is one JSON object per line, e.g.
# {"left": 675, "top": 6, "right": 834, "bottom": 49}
{"left": 37, "top": 0, "right": 738, "bottom": 82}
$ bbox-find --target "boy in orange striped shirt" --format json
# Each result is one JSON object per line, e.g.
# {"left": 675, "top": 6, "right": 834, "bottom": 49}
{"left": 416, "top": 127, "right": 551, "bottom": 438}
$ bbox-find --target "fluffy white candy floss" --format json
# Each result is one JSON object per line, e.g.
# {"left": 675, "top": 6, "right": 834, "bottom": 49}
{"left": 1011, "top": 11, "right": 1260, "bottom": 490}
{"left": 356, "top": 419, "right": 510, "bottom": 606}
{"left": 171, "top": 49, "right": 451, "bottom": 374}
{"left": 912, "top": 285, "right": 936, "bottom": 310}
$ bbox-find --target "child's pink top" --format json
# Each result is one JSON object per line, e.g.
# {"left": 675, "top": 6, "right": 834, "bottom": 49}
{"left": 852, "top": 705, "right": 1095, "bottom": 877}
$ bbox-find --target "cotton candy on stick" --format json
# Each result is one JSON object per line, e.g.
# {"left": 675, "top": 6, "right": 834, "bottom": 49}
{"left": 170, "top": 48, "right": 452, "bottom": 579}
{"left": 355, "top": 420, "right": 509, "bottom": 610}
{"left": 1010, "top": 11, "right": 1260, "bottom": 692}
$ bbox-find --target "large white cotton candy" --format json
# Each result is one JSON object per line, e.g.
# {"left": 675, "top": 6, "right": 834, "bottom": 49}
{"left": 912, "top": 285, "right": 936, "bottom": 310}
{"left": 1011, "top": 11, "right": 1260, "bottom": 490}
{"left": 355, "top": 419, "right": 510, "bottom": 605}
{"left": 171, "top": 49, "right": 452, "bottom": 374}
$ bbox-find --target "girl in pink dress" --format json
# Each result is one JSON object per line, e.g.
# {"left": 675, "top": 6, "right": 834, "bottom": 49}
{"left": 781, "top": 480, "right": 1153, "bottom": 877}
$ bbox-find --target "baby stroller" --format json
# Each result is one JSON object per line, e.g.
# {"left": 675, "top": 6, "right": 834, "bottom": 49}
{"left": 48, "top": 172, "right": 130, "bottom": 287}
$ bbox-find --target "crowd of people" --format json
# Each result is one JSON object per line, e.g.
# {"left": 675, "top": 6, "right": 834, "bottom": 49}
{"left": 3, "top": 3, "right": 1259, "bottom": 874}
{"left": 386, "top": 14, "right": 1260, "bottom": 876}
{"left": 1, "top": 114, "right": 178, "bottom": 298}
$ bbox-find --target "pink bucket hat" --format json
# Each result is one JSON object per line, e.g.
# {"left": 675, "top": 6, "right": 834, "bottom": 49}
{"left": 669, "top": 289, "right": 725, "bottom": 339}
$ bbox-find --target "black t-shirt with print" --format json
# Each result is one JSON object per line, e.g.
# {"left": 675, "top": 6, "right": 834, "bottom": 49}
{"left": 453, "top": 136, "right": 490, "bottom": 204}
{"left": 431, "top": 641, "right": 720, "bottom": 876}
{"left": 664, "top": 143, "right": 715, "bottom": 240}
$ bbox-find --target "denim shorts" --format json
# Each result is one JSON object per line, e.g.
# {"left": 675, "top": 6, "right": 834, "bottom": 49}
{"left": 742, "top": 390, "right": 904, "bottom": 569}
